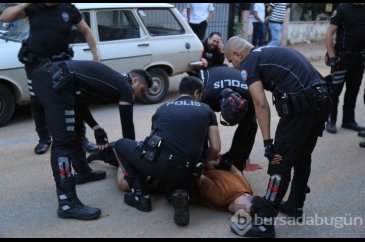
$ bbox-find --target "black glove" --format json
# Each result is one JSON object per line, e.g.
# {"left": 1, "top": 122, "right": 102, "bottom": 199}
{"left": 264, "top": 139, "right": 274, "bottom": 162}
{"left": 325, "top": 52, "right": 339, "bottom": 67}
{"left": 94, "top": 128, "right": 108, "bottom": 146}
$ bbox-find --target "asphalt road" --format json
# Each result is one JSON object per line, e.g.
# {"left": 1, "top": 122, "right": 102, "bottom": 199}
{"left": 0, "top": 61, "right": 364, "bottom": 238}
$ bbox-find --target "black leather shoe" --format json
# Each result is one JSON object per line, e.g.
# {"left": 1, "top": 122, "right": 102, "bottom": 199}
{"left": 325, "top": 122, "right": 337, "bottom": 134}
{"left": 171, "top": 189, "right": 190, "bottom": 226}
{"left": 83, "top": 138, "right": 98, "bottom": 153}
{"left": 359, "top": 142, "right": 365, "bottom": 148}
{"left": 34, "top": 141, "right": 51, "bottom": 155}
{"left": 341, "top": 122, "right": 365, "bottom": 132}
{"left": 279, "top": 201, "right": 303, "bottom": 221}
{"left": 358, "top": 131, "right": 365, "bottom": 138}
{"left": 74, "top": 170, "right": 106, "bottom": 185}
{"left": 57, "top": 192, "right": 101, "bottom": 220}
{"left": 124, "top": 192, "right": 152, "bottom": 212}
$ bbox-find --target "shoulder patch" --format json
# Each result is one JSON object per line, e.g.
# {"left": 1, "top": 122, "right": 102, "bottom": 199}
{"left": 62, "top": 12, "right": 70, "bottom": 23}
{"left": 240, "top": 70, "right": 247, "bottom": 81}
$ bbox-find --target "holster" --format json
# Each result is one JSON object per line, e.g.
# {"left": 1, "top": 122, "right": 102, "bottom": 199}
{"left": 273, "top": 92, "right": 293, "bottom": 118}
{"left": 274, "top": 85, "right": 329, "bottom": 117}
{"left": 139, "top": 134, "right": 163, "bottom": 163}
{"left": 42, "top": 62, "right": 75, "bottom": 92}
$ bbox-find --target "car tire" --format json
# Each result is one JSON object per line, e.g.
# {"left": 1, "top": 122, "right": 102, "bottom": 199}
{"left": 0, "top": 83, "right": 15, "bottom": 127}
{"left": 138, "top": 67, "right": 169, "bottom": 104}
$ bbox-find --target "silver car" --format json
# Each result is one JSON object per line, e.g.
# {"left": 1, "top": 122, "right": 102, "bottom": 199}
{"left": 0, "top": 3, "right": 203, "bottom": 126}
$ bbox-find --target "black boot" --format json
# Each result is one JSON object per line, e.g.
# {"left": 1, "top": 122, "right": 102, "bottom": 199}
{"left": 56, "top": 177, "right": 101, "bottom": 220}
{"left": 71, "top": 150, "right": 106, "bottom": 185}
{"left": 170, "top": 189, "right": 190, "bottom": 226}
{"left": 87, "top": 142, "right": 118, "bottom": 167}
{"left": 34, "top": 128, "right": 52, "bottom": 155}
{"left": 230, "top": 196, "right": 276, "bottom": 238}
{"left": 124, "top": 188, "right": 152, "bottom": 212}
{"left": 279, "top": 201, "right": 303, "bottom": 221}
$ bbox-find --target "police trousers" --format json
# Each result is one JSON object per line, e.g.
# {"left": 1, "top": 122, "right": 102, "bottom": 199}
{"left": 329, "top": 51, "right": 364, "bottom": 124}
{"left": 114, "top": 138, "right": 194, "bottom": 198}
{"left": 30, "top": 65, "right": 91, "bottom": 186}
{"left": 267, "top": 95, "right": 331, "bottom": 208}
{"left": 25, "top": 59, "right": 88, "bottom": 143}
{"left": 223, "top": 113, "right": 258, "bottom": 171}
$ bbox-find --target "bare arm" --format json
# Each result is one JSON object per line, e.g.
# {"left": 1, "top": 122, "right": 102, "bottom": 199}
{"left": 253, "top": 11, "right": 262, "bottom": 23}
{"left": 249, "top": 81, "right": 271, "bottom": 141}
{"left": 76, "top": 19, "right": 100, "bottom": 62}
{"left": 206, "top": 125, "right": 221, "bottom": 162}
{"left": 324, "top": 24, "right": 338, "bottom": 58}
{"left": 0, "top": 3, "right": 30, "bottom": 22}
{"left": 207, "top": 11, "right": 214, "bottom": 23}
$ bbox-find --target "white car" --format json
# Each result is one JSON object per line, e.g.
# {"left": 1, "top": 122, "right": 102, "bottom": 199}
{"left": 0, "top": 3, "right": 203, "bottom": 127}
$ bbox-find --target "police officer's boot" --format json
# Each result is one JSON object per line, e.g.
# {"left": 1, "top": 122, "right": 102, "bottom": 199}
{"left": 170, "top": 189, "right": 190, "bottom": 226}
{"left": 34, "top": 128, "right": 52, "bottom": 155}
{"left": 56, "top": 176, "right": 101, "bottom": 220}
{"left": 279, "top": 184, "right": 306, "bottom": 221}
{"left": 124, "top": 187, "right": 152, "bottom": 212}
{"left": 86, "top": 142, "right": 118, "bottom": 167}
{"left": 230, "top": 196, "right": 276, "bottom": 238}
{"left": 71, "top": 150, "right": 106, "bottom": 185}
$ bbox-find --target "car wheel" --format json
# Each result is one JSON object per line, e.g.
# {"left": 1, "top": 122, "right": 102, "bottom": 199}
{"left": 0, "top": 83, "right": 15, "bottom": 127}
{"left": 138, "top": 67, "right": 169, "bottom": 104}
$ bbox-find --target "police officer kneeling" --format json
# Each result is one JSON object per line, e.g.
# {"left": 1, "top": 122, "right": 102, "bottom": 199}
{"left": 225, "top": 37, "right": 332, "bottom": 237}
{"left": 110, "top": 76, "right": 221, "bottom": 226}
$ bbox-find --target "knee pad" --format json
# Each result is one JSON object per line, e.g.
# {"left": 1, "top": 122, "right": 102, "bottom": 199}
{"left": 264, "top": 174, "right": 281, "bottom": 202}
{"left": 57, "top": 156, "right": 73, "bottom": 179}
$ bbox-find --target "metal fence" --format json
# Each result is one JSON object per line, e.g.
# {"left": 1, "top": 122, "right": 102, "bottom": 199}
{"left": 171, "top": 3, "right": 231, "bottom": 43}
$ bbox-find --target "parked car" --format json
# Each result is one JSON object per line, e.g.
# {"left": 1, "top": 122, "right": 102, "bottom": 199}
{"left": 0, "top": 3, "right": 203, "bottom": 127}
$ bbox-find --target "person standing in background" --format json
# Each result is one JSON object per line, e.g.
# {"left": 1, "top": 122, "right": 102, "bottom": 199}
{"left": 187, "top": 3, "right": 214, "bottom": 41}
{"left": 265, "top": 3, "right": 287, "bottom": 47}
{"left": 251, "top": 3, "right": 266, "bottom": 47}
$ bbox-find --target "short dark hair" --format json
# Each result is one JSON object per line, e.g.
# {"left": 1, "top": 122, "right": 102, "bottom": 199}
{"left": 209, "top": 31, "right": 222, "bottom": 39}
{"left": 130, "top": 69, "right": 153, "bottom": 88}
{"left": 179, "top": 76, "right": 203, "bottom": 95}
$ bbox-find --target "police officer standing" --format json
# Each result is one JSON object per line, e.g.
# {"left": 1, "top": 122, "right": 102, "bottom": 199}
{"left": 105, "top": 76, "right": 220, "bottom": 226}
{"left": 200, "top": 65, "right": 257, "bottom": 171}
{"left": 225, "top": 37, "right": 332, "bottom": 237}
{"left": 324, "top": 3, "right": 365, "bottom": 134}
{"left": 24, "top": 57, "right": 151, "bottom": 220}
{"left": 0, "top": 3, "right": 99, "bottom": 155}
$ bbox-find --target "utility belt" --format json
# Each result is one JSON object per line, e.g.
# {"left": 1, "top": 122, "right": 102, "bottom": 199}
{"left": 138, "top": 134, "right": 203, "bottom": 177}
{"left": 18, "top": 39, "right": 73, "bottom": 64}
{"left": 273, "top": 85, "right": 329, "bottom": 118}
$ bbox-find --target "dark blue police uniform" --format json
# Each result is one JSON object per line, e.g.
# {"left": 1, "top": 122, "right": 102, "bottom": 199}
{"left": 201, "top": 65, "right": 257, "bottom": 171}
{"left": 240, "top": 46, "right": 332, "bottom": 211}
{"left": 113, "top": 95, "right": 217, "bottom": 199}
{"left": 327, "top": 3, "right": 365, "bottom": 128}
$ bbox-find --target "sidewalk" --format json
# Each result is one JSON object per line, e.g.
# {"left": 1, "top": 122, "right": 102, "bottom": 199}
{"left": 290, "top": 40, "right": 326, "bottom": 62}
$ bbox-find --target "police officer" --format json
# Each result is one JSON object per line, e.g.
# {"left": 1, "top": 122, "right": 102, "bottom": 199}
{"left": 324, "top": 3, "right": 365, "bottom": 134}
{"left": 225, "top": 37, "right": 332, "bottom": 238}
{"left": 201, "top": 32, "right": 225, "bottom": 69}
{"left": 24, "top": 58, "right": 151, "bottom": 220}
{"left": 101, "top": 76, "right": 221, "bottom": 226}
{"left": 200, "top": 65, "right": 257, "bottom": 171}
{"left": 0, "top": 3, "right": 99, "bottom": 155}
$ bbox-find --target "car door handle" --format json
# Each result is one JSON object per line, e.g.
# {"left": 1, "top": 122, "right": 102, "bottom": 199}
{"left": 83, "top": 48, "right": 91, "bottom": 51}
{"left": 137, "top": 43, "right": 149, "bottom": 47}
